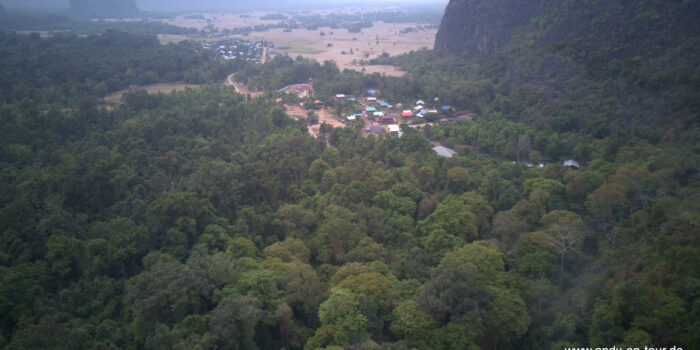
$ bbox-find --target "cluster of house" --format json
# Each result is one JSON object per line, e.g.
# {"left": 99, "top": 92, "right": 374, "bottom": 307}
{"left": 275, "top": 84, "right": 326, "bottom": 109}
{"left": 337, "top": 90, "right": 474, "bottom": 136}
{"left": 270, "top": 84, "right": 476, "bottom": 138}
{"left": 201, "top": 39, "right": 266, "bottom": 63}
{"left": 509, "top": 159, "right": 581, "bottom": 169}
{"left": 278, "top": 83, "right": 315, "bottom": 97}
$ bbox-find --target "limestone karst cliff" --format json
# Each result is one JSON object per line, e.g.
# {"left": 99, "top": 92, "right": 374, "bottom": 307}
{"left": 434, "top": 0, "right": 540, "bottom": 57}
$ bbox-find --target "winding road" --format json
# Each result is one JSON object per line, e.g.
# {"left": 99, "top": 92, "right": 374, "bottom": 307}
{"left": 223, "top": 47, "right": 347, "bottom": 141}
{"left": 224, "top": 47, "right": 267, "bottom": 97}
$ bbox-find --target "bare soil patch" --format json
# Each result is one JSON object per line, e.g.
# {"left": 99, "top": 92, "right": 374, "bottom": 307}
{"left": 103, "top": 82, "right": 202, "bottom": 104}
{"left": 242, "top": 22, "right": 436, "bottom": 76}
{"left": 156, "top": 34, "right": 193, "bottom": 44}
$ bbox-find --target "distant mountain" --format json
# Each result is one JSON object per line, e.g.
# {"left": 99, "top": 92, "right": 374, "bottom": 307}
{"left": 137, "top": 0, "right": 292, "bottom": 12}
{"left": 68, "top": 0, "right": 139, "bottom": 18}
{"left": 0, "top": 3, "right": 6, "bottom": 17}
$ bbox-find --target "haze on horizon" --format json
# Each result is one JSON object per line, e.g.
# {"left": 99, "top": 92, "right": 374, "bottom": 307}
{"left": 1, "top": 0, "right": 448, "bottom": 13}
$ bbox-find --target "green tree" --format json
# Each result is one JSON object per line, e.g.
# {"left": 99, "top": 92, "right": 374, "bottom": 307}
{"left": 209, "top": 296, "right": 262, "bottom": 349}
{"left": 418, "top": 258, "right": 489, "bottom": 325}
{"left": 318, "top": 288, "right": 369, "bottom": 343}
{"left": 274, "top": 204, "right": 316, "bottom": 238}
{"left": 424, "top": 228, "right": 463, "bottom": 263}
{"left": 187, "top": 160, "right": 242, "bottom": 217}
{"left": 309, "top": 159, "right": 330, "bottom": 183}
{"left": 125, "top": 257, "right": 214, "bottom": 338}
{"left": 372, "top": 190, "right": 416, "bottom": 217}
{"left": 482, "top": 286, "right": 531, "bottom": 348}
{"left": 418, "top": 197, "right": 478, "bottom": 242}
{"left": 491, "top": 211, "right": 529, "bottom": 251}
{"left": 233, "top": 269, "right": 280, "bottom": 309}
{"left": 45, "top": 234, "right": 88, "bottom": 283}
{"left": 585, "top": 183, "right": 628, "bottom": 257}
{"left": 447, "top": 166, "right": 471, "bottom": 193}
{"left": 390, "top": 300, "right": 435, "bottom": 338}
{"left": 304, "top": 325, "right": 349, "bottom": 350}
{"left": 589, "top": 299, "right": 622, "bottom": 347}
{"left": 539, "top": 210, "right": 584, "bottom": 289}
{"left": 227, "top": 237, "right": 260, "bottom": 259}
{"left": 268, "top": 105, "right": 289, "bottom": 127}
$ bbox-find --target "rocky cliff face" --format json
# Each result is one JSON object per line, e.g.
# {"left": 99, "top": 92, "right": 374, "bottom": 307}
{"left": 434, "top": 0, "right": 541, "bottom": 57}
{"left": 435, "top": 0, "right": 700, "bottom": 60}
{"left": 68, "top": 0, "right": 139, "bottom": 18}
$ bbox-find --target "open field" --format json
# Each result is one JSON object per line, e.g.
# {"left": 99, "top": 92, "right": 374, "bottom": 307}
{"left": 283, "top": 103, "right": 346, "bottom": 139}
{"left": 159, "top": 12, "right": 282, "bottom": 31}
{"left": 154, "top": 13, "right": 437, "bottom": 77}
{"left": 103, "top": 82, "right": 202, "bottom": 104}
{"left": 242, "top": 21, "right": 436, "bottom": 76}
{"left": 281, "top": 40, "right": 325, "bottom": 55}
{"left": 156, "top": 34, "right": 193, "bottom": 44}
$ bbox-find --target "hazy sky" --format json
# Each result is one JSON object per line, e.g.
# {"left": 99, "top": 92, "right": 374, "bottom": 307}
{"left": 2, "top": 0, "right": 448, "bottom": 12}
{"left": 2, "top": 0, "right": 69, "bottom": 11}
{"left": 139, "top": 0, "right": 448, "bottom": 12}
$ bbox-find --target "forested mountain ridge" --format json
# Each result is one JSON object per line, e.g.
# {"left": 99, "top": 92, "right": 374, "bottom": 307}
{"left": 427, "top": 0, "right": 700, "bottom": 136}
{"left": 435, "top": 0, "right": 700, "bottom": 59}
{"left": 434, "top": 0, "right": 541, "bottom": 57}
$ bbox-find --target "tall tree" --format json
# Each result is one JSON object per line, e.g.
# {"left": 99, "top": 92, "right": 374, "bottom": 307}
{"left": 538, "top": 210, "right": 584, "bottom": 289}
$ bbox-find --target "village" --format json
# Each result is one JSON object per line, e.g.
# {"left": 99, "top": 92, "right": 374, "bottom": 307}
{"left": 275, "top": 83, "right": 468, "bottom": 124}
{"left": 269, "top": 82, "right": 584, "bottom": 167}
{"left": 199, "top": 38, "right": 582, "bottom": 166}
{"left": 201, "top": 38, "right": 268, "bottom": 64}
{"left": 270, "top": 82, "right": 477, "bottom": 153}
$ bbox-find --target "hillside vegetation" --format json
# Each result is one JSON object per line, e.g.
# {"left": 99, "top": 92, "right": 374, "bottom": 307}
{"left": 0, "top": 1, "right": 698, "bottom": 349}
{"left": 0, "top": 31, "right": 231, "bottom": 106}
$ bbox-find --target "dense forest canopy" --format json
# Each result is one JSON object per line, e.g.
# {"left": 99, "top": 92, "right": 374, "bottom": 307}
{"left": 0, "top": 31, "right": 231, "bottom": 106}
{"left": 0, "top": 14, "right": 198, "bottom": 35}
{"left": 0, "top": 1, "right": 698, "bottom": 349}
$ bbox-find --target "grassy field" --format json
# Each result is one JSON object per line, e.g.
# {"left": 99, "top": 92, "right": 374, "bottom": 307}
{"left": 279, "top": 40, "right": 325, "bottom": 55}
{"left": 244, "top": 22, "right": 436, "bottom": 77}
{"left": 103, "top": 82, "right": 202, "bottom": 104}
{"left": 156, "top": 34, "right": 192, "bottom": 44}
{"left": 150, "top": 12, "right": 437, "bottom": 76}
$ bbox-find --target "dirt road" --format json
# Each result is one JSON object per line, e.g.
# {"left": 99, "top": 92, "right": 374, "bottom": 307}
{"left": 225, "top": 73, "right": 263, "bottom": 98}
